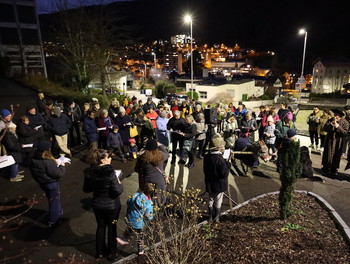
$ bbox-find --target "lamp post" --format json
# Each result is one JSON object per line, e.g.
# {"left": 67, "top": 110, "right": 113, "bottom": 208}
{"left": 152, "top": 52, "right": 157, "bottom": 74}
{"left": 297, "top": 29, "right": 308, "bottom": 102}
{"left": 185, "top": 15, "right": 193, "bottom": 100}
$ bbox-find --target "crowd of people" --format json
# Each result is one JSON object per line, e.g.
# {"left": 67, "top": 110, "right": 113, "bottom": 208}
{"left": 3, "top": 90, "right": 350, "bottom": 260}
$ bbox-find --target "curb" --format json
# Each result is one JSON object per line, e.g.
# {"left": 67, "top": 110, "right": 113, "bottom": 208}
{"left": 115, "top": 190, "right": 350, "bottom": 263}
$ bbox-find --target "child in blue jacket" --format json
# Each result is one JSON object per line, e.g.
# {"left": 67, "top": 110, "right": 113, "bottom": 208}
{"left": 117, "top": 183, "right": 154, "bottom": 255}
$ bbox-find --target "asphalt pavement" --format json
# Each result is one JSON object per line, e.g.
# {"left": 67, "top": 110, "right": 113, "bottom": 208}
{"left": 1, "top": 77, "right": 350, "bottom": 263}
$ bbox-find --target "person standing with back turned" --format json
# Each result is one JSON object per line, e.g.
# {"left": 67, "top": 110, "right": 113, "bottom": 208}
{"left": 83, "top": 149, "right": 124, "bottom": 261}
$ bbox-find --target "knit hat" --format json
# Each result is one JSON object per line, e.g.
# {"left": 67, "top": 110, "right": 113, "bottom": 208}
{"left": 285, "top": 112, "right": 293, "bottom": 120}
{"left": 26, "top": 105, "right": 36, "bottom": 112}
{"left": 0, "top": 109, "right": 11, "bottom": 118}
{"left": 145, "top": 139, "right": 158, "bottom": 150}
{"left": 53, "top": 106, "right": 61, "bottom": 117}
{"left": 129, "top": 138, "right": 136, "bottom": 144}
{"left": 118, "top": 106, "right": 126, "bottom": 113}
{"left": 37, "top": 140, "right": 52, "bottom": 152}
{"left": 267, "top": 115, "right": 274, "bottom": 122}
{"left": 113, "top": 124, "right": 119, "bottom": 129}
{"left": 209, "top": 133, "right": 225, "bottom": 152}
{"left": 286, "top": 129, "right": 297, "bottom": 138}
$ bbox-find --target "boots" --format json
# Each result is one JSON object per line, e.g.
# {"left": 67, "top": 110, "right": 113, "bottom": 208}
{"left": 213, "top": 207, "right": 221, "bottom": 223}
{"left": 208, "top": 207, "right": 213, "bottom": 222}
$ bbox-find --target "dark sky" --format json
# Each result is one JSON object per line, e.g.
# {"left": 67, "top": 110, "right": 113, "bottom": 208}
{"left": 38, "top": 0, "right": 350, "bottom": 73}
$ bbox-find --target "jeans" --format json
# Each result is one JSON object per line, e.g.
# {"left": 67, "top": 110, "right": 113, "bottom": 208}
{"left": 309, "top": 130, "right": 319, "bottom": 146}
{"left": 93, "top": 208, "right": 120, "bottom": 257}
{"left": 40, "top": 181, "right": 62, "bottom": 224}
{"left": 9, "top": 163, "right": 18, "bottom": 179}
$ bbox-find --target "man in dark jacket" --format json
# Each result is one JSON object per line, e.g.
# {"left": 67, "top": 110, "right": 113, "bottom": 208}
{"left": 26, "top": 105, "right": 46, "bottom": 141}
{"left": 47, "top": 106, "right": 72, "bottom": 157}
{"left": 82, "top": 110, "right": 98, "bottom": 150}
{"left": 204, "top": 133, "right": 230, "bottom": 222}
{"left": 167, "top": 110, "right": 186, "bottom": 164}
{"left": 64, "top": 100, "right": 82, "bottom": 146}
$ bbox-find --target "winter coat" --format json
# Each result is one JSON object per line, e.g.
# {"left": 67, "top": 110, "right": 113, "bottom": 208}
{"left": 27, "top": 112, "right": 46, "bottom": 138}
{"left": 126, "top": 192, "right": 154, "bottom": 229}
{"left": 182, "top": 122, "right": 197, "bottom": 140}
{"left": 204, "top": 152, "right": 230, "bottom": 193}
{"left": 107, "top": 132, "right": 124, "bottom": 148}
{"left": 322, "top": 117, "right": 349, "bottom": 171}
{"left": 83, "top": 164, "right": 124, "bottom": 210}
{"left": 16, "top": 122, "right": 39, "bottom": 152}
{"left": 264, "top": 124, "right": 276, "bottom": 145}
{"left": 142, "top": 102, "right": 156, "bottom": 113}
{"left": 30, "top": 152, "right": 65, "bottom": 184}
{"left": 195, "top": 121, "right": 207, "bottom": 141}
{"left": 146, "top": 111, "right": 158, "bottom": 128}
{"left": 241, "top": 118, "right": 258, "bottom": 143}
{"left": 319, "top": 115, "right": 330, "bottom": 136}
{"left": 64, "top": 104, "right": 82, "bottom": 123}
{"left": 307, "top": 112, "right": 321, "bottom": 132}
{"left": 97, "top": 116, "right": 113, "bottom": 139}
{"left": 47, "top": 114, "right": 72, "bottom": 136}
{"left": 83, "top": 116, "right": 98, "bottom": 143}
{"left": 2, "top": 131, "right": 22, "bottom": 163}
{"left": 135, "top": 144, "right": 169, "bottom": 192}
{"left": 167, "top": 116, "right": 186, "bottom": 140}
{"left": 133, "top": 114, "right": 146, "bottom": 135}
{"left": 156, "top": 117, "right": 169, "bottom": 146}
{"left": 115, "top": 114, "right": 132, "bottom": 145}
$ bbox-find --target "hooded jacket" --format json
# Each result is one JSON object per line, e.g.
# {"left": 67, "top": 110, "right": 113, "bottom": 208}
{"left": 83, "top": 165, "right": 123, "bottom": 210}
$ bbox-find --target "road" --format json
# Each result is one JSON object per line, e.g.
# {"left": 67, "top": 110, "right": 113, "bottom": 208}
{"left": 1, "top": 77, "right": 350, "bottom": 263}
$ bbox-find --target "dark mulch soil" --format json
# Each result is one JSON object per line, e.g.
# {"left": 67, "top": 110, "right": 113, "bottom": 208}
{"left": 124, "top": 192, "right": 350, "bottom": 264}
{"left": 211, "top": 193, "right": 350, "bottom": 264}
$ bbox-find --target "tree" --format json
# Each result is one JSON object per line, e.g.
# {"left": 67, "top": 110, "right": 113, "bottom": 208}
{"left": 279, "top": 140, "right": 301, "bottom": 219}
{"left": 47, "top": 0, "right": 124, "bottom": 92}
{"left": 155, "top": 80, "right": 177, "bottom": 98}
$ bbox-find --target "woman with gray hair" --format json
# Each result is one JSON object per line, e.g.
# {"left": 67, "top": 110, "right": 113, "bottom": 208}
{"left": 177, "top": 115, "right": 197, "bottom": 168}
{"left": 204, "top": 133, "right": 230, "bottom": 222}
{"left": 156, "top": 110, "right": 169, "bottom": 148}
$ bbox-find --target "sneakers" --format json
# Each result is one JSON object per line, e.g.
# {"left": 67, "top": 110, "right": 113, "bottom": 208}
{"left": 10, "top": 176, "right": 23, "bottom": 182}
{"left": 186, "top": 163, "right": 194, "bottom": 169}
{"left": 137, "top": 245, "right": 145, "bottom": 255}
{"left": 16, "top": 174, "right": 24, "bottom": 179}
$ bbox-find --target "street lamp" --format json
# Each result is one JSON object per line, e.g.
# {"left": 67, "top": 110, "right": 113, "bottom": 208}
{"left": 152, "top": 52, "right": 157, "bottom": 73}
{"left": 297, "top": 28, "right": 308, "bottom": 102}
{"left": 184, "top": 15, "right": 193, "bottom": 100}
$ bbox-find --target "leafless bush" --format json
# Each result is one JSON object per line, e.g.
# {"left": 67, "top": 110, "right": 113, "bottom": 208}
{"left": 142, "top": 188, "right": 213, "bottom": 264}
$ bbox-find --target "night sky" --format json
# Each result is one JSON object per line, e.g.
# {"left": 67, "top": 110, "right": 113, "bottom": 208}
{"left": 37, "top": 0, "right": 350, "bottom": 72}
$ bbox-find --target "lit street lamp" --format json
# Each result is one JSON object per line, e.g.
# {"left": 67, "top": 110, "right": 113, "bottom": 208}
{"left": 184, "top": 15, "right": 193, "bottom": 100}
{"left": 297, "top": 28, "right": 308, "bottom": 102}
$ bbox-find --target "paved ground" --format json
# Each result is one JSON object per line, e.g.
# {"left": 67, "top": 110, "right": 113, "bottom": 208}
{"left": 1, "top": 77, "right": 350, "bottom": 263}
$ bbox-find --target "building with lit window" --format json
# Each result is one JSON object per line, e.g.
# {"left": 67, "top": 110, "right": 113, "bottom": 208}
{"left": 312, "top": 59, "right": 350, "bottom": 94}
{"left": 163, "top": 52, "right": 183, "bottom": 73}
{"left": 0, "top": 0, "right": 47, "bottom": 77}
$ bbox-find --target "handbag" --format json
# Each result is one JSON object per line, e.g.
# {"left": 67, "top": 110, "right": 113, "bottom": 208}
{"left": 155, "top": 166, "right": 169, "bottom": 184}
{"left": 130, "top": 125, "right": 138, "bottom": 138}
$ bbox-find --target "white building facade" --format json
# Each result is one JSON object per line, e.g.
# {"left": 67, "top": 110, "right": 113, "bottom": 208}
{"left": 312, "top": 59, "right": 350, "bottom": 94}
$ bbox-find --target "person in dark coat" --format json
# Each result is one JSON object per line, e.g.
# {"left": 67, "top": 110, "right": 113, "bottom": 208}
{"left": 64, "top": 100, "right": 82, "bottom": 146}
{"left": 107, "top": 125, "right": 127, "bottom": 163}
{"left": 36, "top": 91, "right": 47, "bottom": 116}
{"left": 142, "top": 98, "right": 157, "bottom": 114}
{"left": 83, "top": 149, "right": 123, "bottom": 261}
{"left": 114, "top": 107, "right": 132, "bottom": 154}
{"left": 82, "top": 110, "right": 98, "bottom": 150}
{"left": 26, "top": 105, "right": 46, "bottom": 141}
{"left": 17, "top": 116, "right": 40, "bottom": 167}
{"left": 2, "top": 122, "right": 24, "bottom": 182}
{"left": 47, "top": 106, "right": 72, "bottom": 156}
{"left": 204, "top": 133, "right": 230, "bottom": 222}
{"left": 241, "top": 110, "right": 258, "bottom": 144}
{"left": 30, "top": 141, "right": 66, "bottom": 226}
{"left": 167, "top": 110, "right": 186, "bottom": 164}
{"left": 133, "top": 108, "right": 146, "bottom": 149}
{"left": 134, "top": 139, "right": 169, "bottom": 206}
{"left": 177, "top": 115, "right": 197, "bottom": 168}
{"left": 322, "top": 108, "right": 349, "bottom": 177}
{"left": 96, "top": 109, "right": 114, "bottom": 149}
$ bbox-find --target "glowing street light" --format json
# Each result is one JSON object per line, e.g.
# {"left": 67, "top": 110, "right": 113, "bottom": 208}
{"left": 184, "top": 14, "right": 193, "bottom": 99}
{"left": 297, "top": 28, "right": 308, "bottom": 102}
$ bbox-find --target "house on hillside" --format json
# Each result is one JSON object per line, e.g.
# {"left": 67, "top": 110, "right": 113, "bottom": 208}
{"left": 186, "top": 79, "right": 264, "bottom": 103}
{"left": 312, "top": 58, "right": 350, "bottom": 94}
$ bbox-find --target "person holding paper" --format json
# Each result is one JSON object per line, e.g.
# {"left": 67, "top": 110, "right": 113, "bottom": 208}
{"left": 26, "top": 105, "right": 46, "bottom": 141}
{"left": 114, "top": 107, "right": 132, "bottom": 154}
{"left": 203, "top": 133, "right": 230, "bottom": 223}
{"left": 2, "top": 122, "right": 24, "bottom": 182}
{"left": 30, "top": 141, "right": 66, "bottom": 226}
{"left": 83, "top": 149, "right": 123, "bottom": 261}
{"left": 17, "top": 116, "right": 40, "bottom": 167}
{"left": 97, "top": 109, "right": 114, "bottom": 149}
